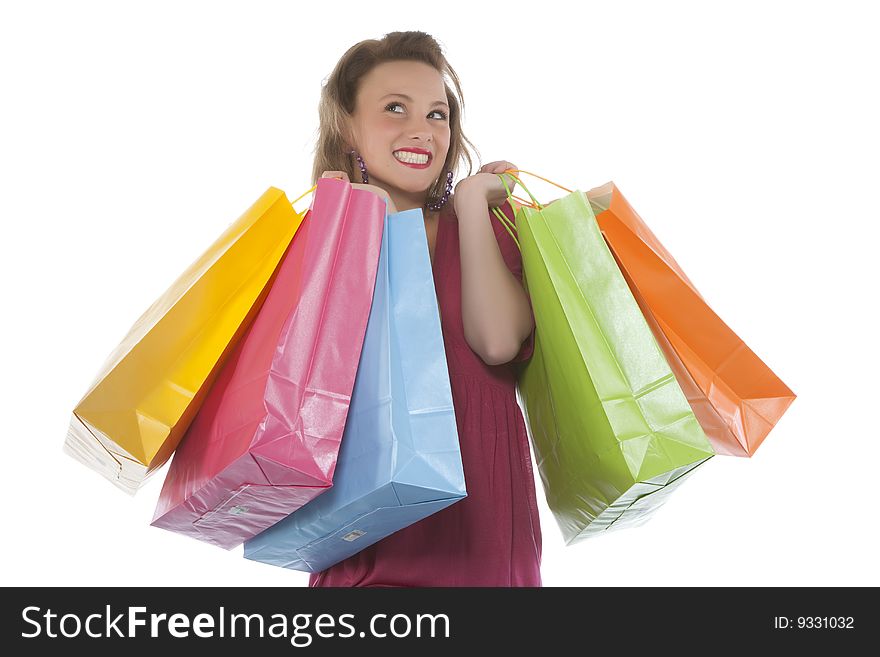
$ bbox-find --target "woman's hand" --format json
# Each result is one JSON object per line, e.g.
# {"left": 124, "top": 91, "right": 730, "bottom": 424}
{"left": 320, "top": 171, "right": 398, "bottom": 213}
{"left": 453, "top": 160, "right": 519, "bottom": 211}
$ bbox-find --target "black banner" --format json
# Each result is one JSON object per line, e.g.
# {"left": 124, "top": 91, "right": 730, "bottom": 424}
{"left": 3, "top": 587, "right": 870, "bottom": 653}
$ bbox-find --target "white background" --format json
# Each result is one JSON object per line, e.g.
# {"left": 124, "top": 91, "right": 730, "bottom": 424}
{"left": 2, "top": 0, "right": 877, "bottom": 587}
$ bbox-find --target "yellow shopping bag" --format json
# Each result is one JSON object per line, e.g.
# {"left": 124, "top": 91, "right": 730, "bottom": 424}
{"left": 65, "top": 187, "right": 309, "bottom": 493}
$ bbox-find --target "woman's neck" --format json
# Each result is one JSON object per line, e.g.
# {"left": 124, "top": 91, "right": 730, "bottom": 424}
{"left": 367, "top": 176, "right": 428, "bottom": 213}
{"left": 388, "top": 191, "right": 427, "bottom": 212}
{"left": 388, "top": 193, "right": 452, "bottom": 218}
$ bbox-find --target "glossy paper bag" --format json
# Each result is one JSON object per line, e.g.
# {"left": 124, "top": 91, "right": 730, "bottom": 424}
{"left": 151, "top": 178, "right": 385, "bottom": 548}
{"left": 244, "top": 207, "right": 465, "bottom": 572}
{"left": 65, "top": 188, "right": 304, "bottom": 493}
{"left": 505, "top": 176, "right": 714, "bottom": 544}
{"left": 589, "top": 182, "right": 796, "bottom": 456}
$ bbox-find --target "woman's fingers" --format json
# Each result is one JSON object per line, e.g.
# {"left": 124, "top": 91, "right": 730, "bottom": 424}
{"left": 487, "top": 162, "right": 519, "bottom": 192}
{"left": 481, "top": 161, "right": 518, "bottom": 176}
{"left": 321, "top": 170, "right": 350, "bottom": 182}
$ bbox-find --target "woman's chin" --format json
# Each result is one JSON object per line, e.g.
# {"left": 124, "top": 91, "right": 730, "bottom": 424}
{"left": 386, "top": 181, "right": 432, "bottom": 197}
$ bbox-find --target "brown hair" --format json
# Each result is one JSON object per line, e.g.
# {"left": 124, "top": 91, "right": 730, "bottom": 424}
{"left": 311, "top": 31, "right": 479, "bottom": 209}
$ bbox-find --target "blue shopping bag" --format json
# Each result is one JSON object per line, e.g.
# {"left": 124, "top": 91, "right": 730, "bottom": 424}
{"left": 243, "top": 207, "right": 466, "bottom": 573}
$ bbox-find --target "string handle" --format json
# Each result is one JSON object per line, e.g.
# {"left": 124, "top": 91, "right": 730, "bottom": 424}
{"left": 490, "top": 169, "right": 575, "bottom": 250}
{"left": 290, "top": 184, "right": 317, "bottom": 214}
{"left": 502, "top": 169, "right": 575, "bottom": 209}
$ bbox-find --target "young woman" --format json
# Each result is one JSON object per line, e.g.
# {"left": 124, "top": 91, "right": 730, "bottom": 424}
{"left": 310, "top": 31, "right": 541, "bottom": 587}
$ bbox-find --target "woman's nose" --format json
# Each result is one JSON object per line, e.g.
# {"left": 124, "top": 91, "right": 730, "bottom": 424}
{"left": 406, "top": 115, "right": 434, "bottom": 138}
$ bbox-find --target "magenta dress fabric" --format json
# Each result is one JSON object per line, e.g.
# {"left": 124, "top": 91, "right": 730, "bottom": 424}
{"left": 309, "top": 199, "right": 542, "bottom": 587}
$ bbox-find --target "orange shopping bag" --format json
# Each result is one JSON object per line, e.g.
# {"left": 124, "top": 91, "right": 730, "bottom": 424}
{"left": 588, "top": 182, "right": 795, "bottom": 457}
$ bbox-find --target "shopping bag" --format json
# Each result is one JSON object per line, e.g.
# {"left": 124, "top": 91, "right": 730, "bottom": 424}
{"left": 588, "top": 182, "right": 796, "bottom": 456}
{"left": 621, "top": 262, "right": 740, "bottom": 457}
{"left": 243, "top": 206, "right": 466, "bottom": 572}
{"left": 498, "top": 171, "right": 714, "bottom": 545}
{"left": 150, "top": 178, "right": 386, "bottom": 548}
{"left": 65, "top": 187, "right": 306, "bottom": 493}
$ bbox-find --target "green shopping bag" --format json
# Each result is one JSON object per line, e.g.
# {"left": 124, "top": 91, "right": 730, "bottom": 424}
{"left": 493, "top": 171, "right": 715, "bottom": 545}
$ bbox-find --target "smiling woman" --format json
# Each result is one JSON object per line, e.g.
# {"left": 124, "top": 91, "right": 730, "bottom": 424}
{"left": 311, "top": 33, "right": 476, "bottom": 212}
{"left": 348, "top": 60, "right": 453, "bottom": 210}
{"left": 305, "top": 31, "right": 542, "bottom": 588}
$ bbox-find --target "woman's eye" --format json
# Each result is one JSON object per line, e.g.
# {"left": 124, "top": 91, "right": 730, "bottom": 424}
{"left": 385, "top": 103, "right": 448, "bottom": 120}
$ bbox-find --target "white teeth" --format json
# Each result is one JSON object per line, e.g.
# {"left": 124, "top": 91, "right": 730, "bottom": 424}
{"left": 393, "top": 151, "right": 429, "bottom": 164}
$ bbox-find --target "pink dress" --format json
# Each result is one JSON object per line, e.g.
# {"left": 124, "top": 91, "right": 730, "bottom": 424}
{"left": 309, "top": 199, "right": 542, "bottom": 587}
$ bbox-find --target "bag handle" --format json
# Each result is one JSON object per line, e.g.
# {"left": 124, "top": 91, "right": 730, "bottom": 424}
{"left": 490, "top": 169, "right": 575, "bottom": 251}
{"left": 503, "top": 169, "right": 575, "bottom": 208}
{"left": 291, "top": 184, "right": 317, "bottom": 214}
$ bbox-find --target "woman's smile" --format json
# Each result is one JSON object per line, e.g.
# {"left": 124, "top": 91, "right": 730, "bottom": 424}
{"left": 393, "top": 149, "right": 432, "bottom": 168}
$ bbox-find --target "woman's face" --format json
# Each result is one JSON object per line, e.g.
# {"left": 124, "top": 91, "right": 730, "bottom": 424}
{"left": 348, "top": 60, "right": 451, "bottom": 208}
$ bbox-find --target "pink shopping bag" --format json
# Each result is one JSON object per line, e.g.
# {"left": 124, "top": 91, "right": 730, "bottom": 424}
{"left": 151, "top": 178, "right": 386, "bottom": 549}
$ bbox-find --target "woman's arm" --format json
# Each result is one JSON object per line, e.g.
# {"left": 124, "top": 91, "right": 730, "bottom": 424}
{"left": 456, "top": 187, "right": 533, "bottom": 366}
